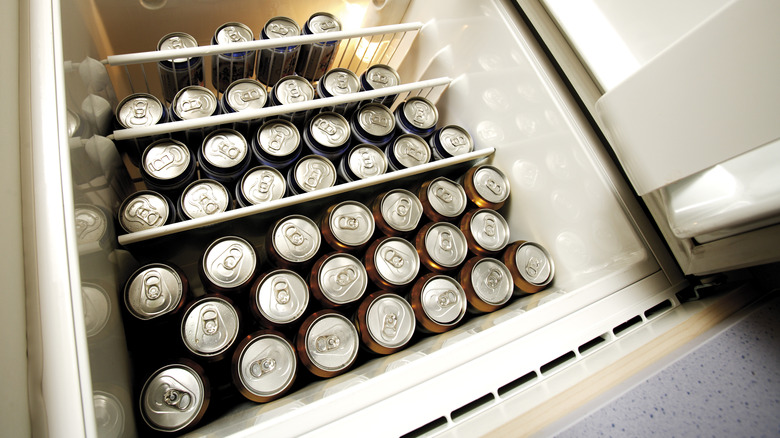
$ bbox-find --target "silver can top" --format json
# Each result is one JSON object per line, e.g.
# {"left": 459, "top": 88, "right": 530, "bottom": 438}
{"left": 305, "top": 313, "right": 359, "bottom": 372}
{"left": 215, "top": 22, "right": 253, "bottom": 45}
{"left": 427, "top": 177, "right": 467, "bottom": 218}
{"left": 81, "top": 283, "right": 110, "bottom": 338}
{"left": 67, "top": 109, "right": 81, "bottom": 137}
{"left": 348, "top": 144, "right": 387, "bottom": 179}
{"left": 202, "top": 129, "right": 248, "bottom": 169}
{"left": 258, "top": 120, "right": 299, "bottom": 157}
{"left": 424, "top": 222, "right": 468, "bottom": 268}
{"left": 514, "top": 242, "right": 555, "bottom": 287}
{"left": 357, "top": 103, "right": 395, "bottom": 137}
{"left": 74, "top": 204, "right": 107, "bottom": 245}
{"left": 181, "top": 296, "right": 240, "bottom": 357}
{"left": 380, "top": 189, "right": 423, "bottom": 232}
{"left": 255, "top": 270, "right": 309, "bottom": 324}
{"left": 173, "top": 86, "right": 217, "bottom": 120}
{"left": 310, "top": 112, "right": 350, "bottom": 148}
{"left": 226, "top": 79, "right": 268, "bottom": 111}
{"left": 473, "top": 165, "right": 511, "bottom": 205}
{"left": 402, "top": 97, "right": 438, "bottom": 130}
{"left": 373, "top": 237, "right": 420, "bottom": 286}
{"left": 438, "top": 125, "right": 474, "bottom": 157}
{"left": 157, "top": 32, "right": 198, "bottom": 63}
{"left": 124, "top": 263, "right": 184, "bottom": 321}
{"left": 469, "top": 209, "right": 511, "bottom": 252}
{"left": 264, "top": 16, "right": 301, "bottom": 39}
{"left": 119, "top": 191, "right": 170, "bottom": 233}
{"left": 240, "top": 166, "right": 286, "bottom": 205}
{"left": 274, "top": 76, "right": 314, "bottom": 105}
{"left": 420, "top": 275, "right": 467, "bottom": 325}
{"left": 308, "top": 12, "right": 341, "bottom": 34}
{"left": 392, "top": 134, "right": 430, "bottom": 168}
{"left": 202, "top": 236, "right": 257, "bottom": 289}
{"left": 364, "top": 64, "right": 400, "bottom": 90}
{"left": 271, "top": 215, "right": 321, "bottom": 263}
{"left": 236, "top": 333, "right": 297, "bottom": 398}
{"left": 143, "top": 140, "right": 191, "bottom": 181}
{"left": 317, "top": 253, "right": 367, "bottom": 305}
{"left": 329, "top": 201, "right": 374, "bottom": 247}
{"left": 117, "top": 93, "right": 165, "bottom": 129}
{"left": 470, "top": 258, "right": 513, "bottom": 306}
{"left": 93, "top": 391, "right": 124, "bottom": 438}
{"left": 366, "top": 294, "right": 415, "bottom": 349}
{"left": 294, "top": 155, "right": 337, "bottom": 192}
{"left": 322, "top": 68, "right": 360, "bottom": 96}
{"left": 181, "top": 180, "right": 229, "bottom": 220}
{"left": 140, "top": 363, "right": 206, "bottom": 432}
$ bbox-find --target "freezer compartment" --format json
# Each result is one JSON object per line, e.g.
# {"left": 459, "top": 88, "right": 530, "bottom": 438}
{"left": 31, "top": 0, "right": 685, "bottom": 435}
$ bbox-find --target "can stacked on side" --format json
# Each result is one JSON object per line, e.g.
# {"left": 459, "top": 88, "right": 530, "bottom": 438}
{"left": 177, "top": 179, "right": 231, "bottom": 222}
{"left": 251, "top": 119, "right": 302, "bottom": 169}
{"left": 257, "top": 17, "right": 301, "bottom": 87}
{"left": 198, "top": 129, "right": 252, "bottom": 190}
{"left": 235, "top": 166, "right": 286, "bottom": 207}
{"left": 170, "top": 86, "right": 218, "bottom": 149}
{"left": 114, "top": 93, "right": 168, "bottom": 166}
{"left": 270, "top": 76, "right": 316, "bottom": 126}
{"left": 350, "top": 103, "right": 396, "bottom": 148}
{"left": 429, "top": 125, "right": 474, "bottom": 161}
{"left": 286, "top": 155, "right": 337, "bottom": 195}
{"left": 219, "top": 79, "right": 268, "bottom": 138}
{"left": 302, "top": 112, "right": 351, "bottom": 160}
{"left": 231, "top": 330, "right": 298, "bottom": 403}
{"left": 139, "top": 138, "right": 197, "bottom": 199}
{"left": 337, "top": 144, "right": 388, "bottom": 182}
{"left": 297, "top": 12, "right": 342, "bottom": 82}
{"left": 139, "top": 361, "right": 210, "bottom": 433}
{"left": 157, "top": 32, "right": 204, "bottom": 104}
{"left": 118, "top": 190, "right": 176, "bottom": 234}
{"left": 359, "top": 64, "right": 401, "bottom": 107}
{"left": 386, "top": 133, "right": 431, "bottom": 171}
{"left": 211, "top": 22, "right": 256, "bottom": 93}
{"left": 315, "top": 68, "right": 361, "bottom": 116}
{"left": 354, "top": 291, "right": 416, "bottom": 355}
{"left": 394, "top": 96, "right": 438, "bottom": 140}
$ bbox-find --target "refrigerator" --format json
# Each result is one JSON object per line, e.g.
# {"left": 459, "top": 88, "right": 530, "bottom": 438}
{"left": 7, "top": 0, "right": 778, "bottom": 436}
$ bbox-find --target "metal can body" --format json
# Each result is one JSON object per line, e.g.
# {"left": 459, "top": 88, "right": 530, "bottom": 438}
{"left": 252, "top": 119, "right": 302, "bottom": 169}
{"left": 315, "top": 68, "right": 360, "bottom": 116}
{"left": 303, "top": 112, "right": 351, "bottom": 160}
{"left": 231, "top": 330, "right": 298, "bottom": 403}
{"left": 115, "top": 93, "right": 168, "bottom": 166}
{"left": 337, "top": 143, "right": 387, "bottom": 182}
{"left": 81, "top": 283, "right": 112, "bottom": 340}
{"left": 118, "top": 190, "right": 176, "bottom": 234}
{"left": 266, "top": 215, "right": 321, "bottom": 269}
{"left": 73, "top": 204, "right": 111, "bottom": 253}
{"left": 257, "top": 17, "right": 301, "bottom": 87}
{"left": 350, "top": 103, "right": 396, "bottom": 147}
{"left": 140, "top": 139, "right": 197, "bottom": 198}
{"left": 286, "top": 155, "right": 337, "bottom": 195}
{"left": 364, "top": 236, "right": 420, "bottom": 291}
{"left": 429, "top": 125, "right": 474, "bottom": 161}
{"left": 372, "top": 189, "right": 423, "bottom": 236}
{"left": 139, "top": 361, "right": 210, "bottom": 433}
{"left": 219, "top": 79, "right": 268, "bottom": 137}
{"left": 124, "top": 263, "right": 188, "bottom": 321}
{"left": 157, "top": 32, "right": 204, "bottom": 103}
{"left": 270, "top": 75, "right": 315, "bottom": 126}
{"left": 297, "top": 12, "right": 342, "bottom": 82}
{"left": 177, "top": 179, "right": 231, "bottom": 222}
{"left": 198, "top": 129, "right": 252, "bottom": 188}
{"left": 458, "top": 256, "right": 514, "bottom": 313}
{"left": 296, "top": 310, "right": 359, "bottom": 378}
{"left": 321, "top": 200, "right": 375, "bottom": 252}
{"left": 235, "top": 166, "right": 286, "bottom": 207}
{"left": 211, "top": 22, "right": 256, "bottom": 93}
{"left": 461, "top": 164, "right": 511, "bottom": 210}
{"left": 415, "top": 221, "right": 468, "bottom": 273}
{"left": 170, "top": 86, "right": 218, "bottom": 149}
{"left": 459, "top": 208, "right": 511, "bottom": 256}
{"left": 386, "top": 133, "right": 431, "bottom": 171}
{"left": 418, "top": 176, "right": 468, "bottom": 222}
{"left": 354, "top": 291, "right": 415, "bottom": 355}
{"left": 199, "top": 236, "right": 258, "bottom": 294}
{"left": 394, "top": 96, "right": 438, "bottom": 139}
{"left": 409, "top": 273, "right": 467, "bottom": 334}
{"left": 501, "top": 240, "right": 555, "bottom": 294}
{"left": 250, "top": 269, "right": 310, "bottom": 329}
{"left": 309, "top": 252, "right": 368, "bottom": 308}
{"left": 180, "top": 295, "right": 241, "bottom": 362}
{"left": 359, "top": 64, "right": 401, "bottom": 107}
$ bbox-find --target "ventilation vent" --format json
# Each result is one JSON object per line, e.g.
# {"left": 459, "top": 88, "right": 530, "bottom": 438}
{"left": 401, "top": 416, "right": 448, "bottom": 438}
{"left": 613, "top": 315, "right": 643, "bottom": 336}
{"left": 498, "top": 371, "right": 538, "bottom": 397}
{"left": 540, "top": 351, "right": 577, "bottom": 375}
{"left": 644, "top": 299, "right": 672, "bottom": 320}
{"left": 578, "top": 333, "right": 608, "bottom": 355}
{"left": 451, "top": 393, "right": 496, "bottom": 422}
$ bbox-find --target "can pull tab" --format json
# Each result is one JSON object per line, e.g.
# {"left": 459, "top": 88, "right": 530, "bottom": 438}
{"left": 163, "top": 387, "right": 192, "bottom": 411}
{"left": 314, "top": 118, "right": 345, "bottom": 141}
{"left": 382, "top": 248, "right": 405, "bottom": 269}
{"left": 268, "top": 23, "right": 292, "bottom": 36}
{"left": 525, "top": 256, "right": 542, "bottom": 278}
{"left": 436, "top": 289, "right": 458, "bottom": 308}
{"left": 238, "top": 88, "right": 262, "bottom": 102}
{"left": 359, "top": 150, "right": 376, "bottom": 170}
{"left": 438, "top": 230, "right": 454, "bottom": 253}
{"left": 335, "top": 214, "right": 361, "bottom": 230}
{"left": 369, "top": 71, "right": 389, "bottom": 85}
{"left": 210, "top": 134, "right": 241, "bottom": 160}
{"left": 272, "top": 278, "right": 291, "bottom": 305}
{"left": 142, "top": 269, "right": 163, "bottom": 300}
{"left": 249, "top": 357, "right": 277, "bottom": 378}
{"left": 74, "top": 209, "right": 100, "bottom": 240}
{"left": 211, "top": 244, "right": 244, "bottom": 282}
{"left": 483, "top": 216, "right": 497, "bottom": 238}
{"left": 361, "top": 110, "right": 390, "bottom": 128}
{"left": 315, "top": 333, "right": 341, "bottom": 352}
{"left": 284, "top": 81, "right": 303, "bottom": 103}
{"left": 317, "top": 20, "right": 338, "bottom": 32}
{"left": 225, "top": 26, "right": 247, "bottom": 43}
{"left": 150, "top": 145, "right": 185, "bottom": 172}
{"left": 335, "top": 267, "right": 357, "bottom": 287}
{"left": 382, "top": 312, "right": 398, "bottom": 338}
{"left": 401, "top": 141, "right": 424, "bottom": 161}
{"left": 268, "top": 125, "right": 292, "bottom": 152}
{"left": 168, "top": 36, "right": 184, "bottom": 50}
{"left": 131, "top": 99, "right": 149, "bottom": 122}
{"left": 394, "top": 197, "right": 411, "bottom": 218}
{"left": 181, "top": 97, "right": 205, "bottom": 113}
{"left": 189, "top": 185, "right": 220, "bottom": 215}
{"left": 282, "top": 223, "right": 307, "bottom": 248}
{"left": 303, "top": 162, "right": 325, "bottom": 189}
{"left": 443, "top": 132, "right": 468, "bottom": 149}
{"left": 485, "top": 177, "right": 504, "bottom": 196}
{"left": 434, "top": 186, "right": 454, "bottom": 204}
{"left": 335, "top": 73, "right": 350, "bottom": 91}
{"left": 485, "top": 268, "right": 504, "bottom": 289}
{"left": 201, "top": 307, "right": 220, "bottom": 335}
{"left": 252, "top": 171, "right": 274, "bottom": 200}
{"left": 411, "top": 101, "right": 430, "bottom": 125}
{"left": 126, "top": 198, "right": 162, "bottom": 227}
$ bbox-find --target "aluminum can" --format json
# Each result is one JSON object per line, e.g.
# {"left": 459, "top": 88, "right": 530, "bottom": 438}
{"left": 386, "top": 133, "right": 431, "bottom": 171}
{"left": 315, "top": 68, "right": 360, "bottom": 116}
{"left": 459, "top": 208, "right": 511, "bottom": 256}
{"left": 139, "top": 361, "right": 210, "bottom": 433}
{"left": 235, "top": 166, "right": 286, "bottom": 207}
{"left": 139, "top": 138, "right": 197, "bottom": 198}
{"left": 266, "top": 214, "right": 321, "bottom": 269}
{"left": 303, "top": 111, "right": 351, "bottom": 160}
{"left": 414, "top": 221, "right": 468, "bottom": 273}
{"left": 219, "top": 78, "right": 268, "bottom": 138}
{"left": 249, "top": 269, "right": 310, "bottom": 328}
{"left": 409, "top": 273, "right": 467, "bottom": 334}
{"left": 371, "top": 188, "right": 423, "bottom": 236}
{"left": 251, "top": 119, "right": 302, "bottom": 169}
{"left": 354, "top": 291, "right": 415, "bottom": 355}
{"left": 67, "top": 109, "right": 82, "bottom": 138}
{"left": 124, "top": 263, "right": 188, "bottom": 321}
{"left": 118, "top": 190, "right": 176, "bottom": 233}
{"left": 286, "top": 154, "right": 337, "bottom": 195}
{"left": 309, "top": 252, "right": 368, "bottom": 308}
{"left": 114, "top": 93, "right": 168, "bottom": 166}
{"left": 170, "top": 85, "right": 218, "bottom": 149}
{"left": 418, "top": 176, "right": 468, "bottom": 222}
{"left": 501, "top": 240, "right": 555, "bottom": 294}
{"left": 270, "top": 75, "right": 316, "bottom": 126}
{"left": 296, "top": 310, "right": 359, "bottom": 378}
{"left": 198, "top": 128, "right": 252, "bottom": 188}
{"left": 394, "top": 96, "right": 438, "bottom": 139}
{"left": 211, "top": 22, "right": 256, "bottom": 93}
{"left": 429, "top": 124, "right": 474, "bottom": 161}
{"left": 321, "top": 200, "right": 375, "bottom": 252}
{"left": 92, "top": 390, "right": 127, "bottom": 438}
{"left": 458, "top": 256, "right": 514, "bottom": 313}
{"left": 73, "top": 204, "right": 111, "bottom": 252}
{"left": 180, "top": 295, "right": 241, "bottom": 361}
{"left": 350, "top": 102, "right": 396, "bottom": 147}
{"left": 461, "top": 164, "right": 511, "bottom": 210}
{"left": 337, "top": 143, "right": 387, "bottom": 182}
{"left": 231, "top": 330, "right": 297, "bottom": 403}
{"left": 359, "top": 64, "right": 401, "bottom": 107}
{"left": 157, "top": 32, "right": 204, "bottom": 103}
{"left": 199, "top": 236, "right": 258, "bottom": 294}
{"left": 81, "top": 282, "right": 111, "bottom": 340}
{"left": 177, "top": 179, "right": 231, "bottom": 221}
{"left": 257, "top": 17, "right": 301, "bottom": 87}
{"left": 364, "top": 236, "right": 420, "bottom": 291}
{"left": 296, "top": 12, "right": 342, "bottom": 82}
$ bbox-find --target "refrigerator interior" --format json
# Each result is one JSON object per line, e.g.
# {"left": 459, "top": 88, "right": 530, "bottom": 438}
{"left": 25, "top": 0, "right": 694, "bottom": 435}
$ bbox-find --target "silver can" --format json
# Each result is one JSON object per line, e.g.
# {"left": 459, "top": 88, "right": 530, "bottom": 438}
{"left": 157, "top": 32, "right": 204, "bottom": 103}
{"left": 297, "top": 310, "right": 359, "bottom": 378}
{"left": 232, "top": 331, "right": 298, "bottom": 403}
{"left": 287, "top": 154, "right": 337, "bottom": 195}
{"left": 211, "top": 22, "right": 256, "bottom": 93}
{"left": 337, "top": 143, "right": 387, "bottom": 182}
{"left": 181, "top": 295, "right": 240, "bottom": 360}
{"left": 461, "top": 164, "right": 511, "bottom": 210}
{"left": 394, "top": 96, "right": 438, "bottom": 139}
{"left": 419, "top": 176, "right": 468, "bottom": 222}
{"left": 170, "top": 86, "right": 218, "bottom": 149}
{"left": 199, "top": 236, "right": 258, "bottom": 294}
{"left": 236, "top": 166, "right": 286, "bottom": 207}
{"left": 372, "top": 188, "right": 423, "bottom": 236}
{"left": 178, "top": 179, "right": 230, "bottom": 221}
{"left": 266, "top": 214, "right": 321, "bottom": 268}
{"left": 124, "top": 263, "right": 187, "bottom": 321}
{"left": 321, "top": 200, "right": 375, "bottom": 251}
{"left": 139, "top": 362, "right": 209, "bottom": 433}
{"left": 429, "top": 125, "right": 474, "bottom": 160}
{"left": 81, "top": 283, "right": 111, "bottom": 339}
{"left": 92, "top": 391, "right": 126, "bottom": 438}
{"left": 310, "top": 252, "right": 368, "bottom": 307}
{"left": 415, "top": 221, "right": 468, "bottom": 272}
{"left": 74, "top": 204, "right": 110, "bottom": 250}
{"left": 220, "top": 78, "right": 268, "bottom": 137}
{"left": 359, "top": 64, "right": 401, "bottom": 107}
{"left": 386, "top": 133, "right": 431, "bottom": 171}
{"left": 251, "top": 119, "right": 302, "bottom": 169}
{"left": 270, "top": 75, "right": 315, "bottom": 126}
{"left": 250, "top": 269, "right": 310, "bottom": 327}
{"left": 315, "top": 68, "right": 360, "bottom": 115}
{"left": 303, "top": 111, "right": 351, "bottom": 160}
{"left": 460, "top": 208, "right": 511, "bottom": 256}
{"left": 297, "top": 12, "right": 342, "bottom": 82}
{"left": 350, "top": 102, "right": 396, "bottom": 147}
{"left": 118, "top": 190, "right": 175, "bottom": 234}
{"left": 115, "top": 93, "right": 168, "bottom": 166}
{"left": 410, "top": 273, "right": 468, "bottom": 333}
{"left": 198, "top": 129, "right": 251, "bottom": 187}
{"left": 502, "top": 240, "right": 555, "bottom": 295}
{"left": 459, "top": 257, "right": 514, "bottom": 313}
{"left": 140, "top": 139, "right": 197, "bottom": 197}
{"left": 364, "top": 236, "right": 420, "bottom": 290}
{"left": 355, "top": 291, "right": 416, "bottom": 355}
{"left": 257, "top": 17, "right": 301, "bottom": 87}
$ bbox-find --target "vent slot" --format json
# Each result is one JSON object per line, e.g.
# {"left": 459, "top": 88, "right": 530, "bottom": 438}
{"left": 451, "top": 393, "right": 496, "bottom": 422}
{"left": 578, "top": 334, "right": 608, "bottom": 355}
{"left": 497, "top": 371, "right": 538, "bottom": 397}
{"left": 401, "top": 416, "right": 448, "bottom": 438}
{"left": 613, "top": 315, "right": 643, "bottom": 336}
{"left": 644, "top": 299, "right": 673, "bottom": 320}
{"left": 540, "top": 351, "right": 577, "bottom": 375}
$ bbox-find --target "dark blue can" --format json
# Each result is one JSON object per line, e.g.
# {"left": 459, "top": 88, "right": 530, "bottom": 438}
{"left": 394, "top": 96, "right": 438, "bottom": 140}
{"left": 303, "top": 112, "right": 351, "bottom": 161}
{"left": 429, "top": 125, "right": 474, "bottom": 160}
{"left": 211, "top": 22, "right": 256, "bottom": 93}
{"left": 359, "top": 64, "right": 401, "bottom": 107}
{"left": 219, "top": 78, "right": 268, "bottom": 138}
{"left": 251, "top": 119, "right": 302, "bottom": 169}
{"left": 349, "top": 103, "right": 396, "bottom": 148}
{"left": 197, "top": 129, "right": 252, "bottom": 191}
{"left": 315, "top": 68, "right": 360, "bottom": 116}
{"left": 386, "top": 134, "right": 431, "bottom": 171}
{"left": 296, "top": 12, "right": 342, "bottom": 82}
